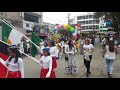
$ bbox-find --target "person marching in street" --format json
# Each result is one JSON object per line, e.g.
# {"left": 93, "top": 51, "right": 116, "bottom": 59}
{"left": 102, "top": 40, "right": 118, "bottom": 78}
{"left": 64, "top": 40, "right": 77, "bottom": 75}
{"left": 5, "top": 45, "right": 24, "bottom": 78}
{"left": 39, "top": 48, "right": 56, "bottom": 78}
{"left": 48, "top": 40, "right": 57, "bottom": 72}
{"left": 83, "top": 38, "right": 94, "bottom": 77}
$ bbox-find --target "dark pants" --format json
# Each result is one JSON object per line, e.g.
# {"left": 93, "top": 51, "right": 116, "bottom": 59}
{"left": 84, "top": 55, "right": 92, "bottom": 73}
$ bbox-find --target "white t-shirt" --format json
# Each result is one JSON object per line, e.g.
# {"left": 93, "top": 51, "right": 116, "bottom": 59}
{"left": 39, "top": 56, "right": 52, "bottom": 69}
{"left": 83, "top": 44, "right": 94, "bottom": 55}
{"left": 39, "top": 56, "right": 52, "bottom": 76}
{"left": 49, "top": 46, "right": 57, "bottom": 57}
{"left": 80, "top": 39, "right": 84, "bottom": 45}
{"left": 105, "top": 45, "right": 115, "bottom": 60}
{"left": 5, "top": 57, "right": 24, "bottom": 78}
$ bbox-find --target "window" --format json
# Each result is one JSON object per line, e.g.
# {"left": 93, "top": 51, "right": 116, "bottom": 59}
{"left": 89, "top": 20, "right": 92, "bottom": 24}
{"left": 86, "top": 21, "right": 89, "bottom": 24}
{"left": 96, "top": 20, "right": 99, "bottom": 24}
{"left": 26, "top": 23, "right": 29, "bottom": 27}
{"left": 77, "top": 16, "right": 82, "bottom": 20}
{"left": 89, "top": 26, "right": 92, "bottom": 29}
{"left": 24, "top": 13, "right": 39, "bottom": 23}
{"left": 89, "top": 15, "right": 92, "bottom": 19}
{"left": 86, "top": 26, "right": 89, "bottom": 29}
{"left": 83, "top": 21, "right": 85, "bottom": 25}
{"left": 93, "top": 25, "right": 95, "bottom": 29}
{"left": 82, "top": 26, "right": 85, "bottom": 30}
{"left": 86, "top": 15, "right": 88, "bottom": 19}
{"left": 83, "top": 16, "right": 85, "bottom": 19}
{"left": 96, "top": 25, "right": 99, "bottom": 29}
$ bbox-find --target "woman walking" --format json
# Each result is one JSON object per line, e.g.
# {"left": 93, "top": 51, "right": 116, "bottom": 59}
{"left": 102, "top": 40, "right": 118, "bottom": 78}
{"left": 64, "top": 40, "right": 77, "bottom": 75}
{"left": 83, "top": 38, "right": 94, "bottom": 77}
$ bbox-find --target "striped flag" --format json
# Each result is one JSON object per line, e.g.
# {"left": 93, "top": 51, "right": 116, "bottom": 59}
{"left": 2, "top": 20, "right": 23, "bottom": 45}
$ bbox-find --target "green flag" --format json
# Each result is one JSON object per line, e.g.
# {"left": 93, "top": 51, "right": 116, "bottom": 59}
{"left": 31, "top": 32, "right": 41, "bottom": 57}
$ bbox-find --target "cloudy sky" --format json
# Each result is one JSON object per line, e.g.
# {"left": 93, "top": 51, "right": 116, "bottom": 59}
{"left": 43, "top": 12, "right": 93, "bottom": 24}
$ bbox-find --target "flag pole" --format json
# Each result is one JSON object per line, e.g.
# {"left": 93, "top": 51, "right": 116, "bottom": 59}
{"left": 1, "top": 19, "right": 41, "bottom": 50}
{"left": 0, "top": 40, "right": 43, "bottom": 66}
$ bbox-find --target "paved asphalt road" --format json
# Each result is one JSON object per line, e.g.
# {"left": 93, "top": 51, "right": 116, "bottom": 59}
{"left": 23, "top": 43, "right": 120, "bottom": 78}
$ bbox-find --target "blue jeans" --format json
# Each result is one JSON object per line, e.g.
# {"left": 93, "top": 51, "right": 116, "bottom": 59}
{"left": 106, "top": 59, "right": 114, "bottom": 74}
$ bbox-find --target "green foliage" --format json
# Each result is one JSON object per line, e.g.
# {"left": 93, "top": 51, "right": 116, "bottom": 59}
{"left": 94, "top": 12, "right": 120, "bottom": 33}
{"left": 58, "top": 29, "right": 73, "bottom": 38}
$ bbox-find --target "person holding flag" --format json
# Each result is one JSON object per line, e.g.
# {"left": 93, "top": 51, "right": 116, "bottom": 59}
{"left": 39, "top": 48, "right": 56, "bottom": 78}
{"left": 0, "top": 45, "right": 24, "bottom": 78}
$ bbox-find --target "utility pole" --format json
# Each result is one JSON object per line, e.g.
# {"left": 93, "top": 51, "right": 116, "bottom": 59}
{"left": 68, "top": 13, "right": 70, "bottom": 25}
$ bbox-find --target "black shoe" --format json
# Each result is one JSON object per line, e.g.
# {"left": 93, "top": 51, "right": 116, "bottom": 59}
{"left": 88, "top": 72, "right": 91, "bottom": 75}
{"left": 86, "top": 73, "right": 89, "bottom": 77}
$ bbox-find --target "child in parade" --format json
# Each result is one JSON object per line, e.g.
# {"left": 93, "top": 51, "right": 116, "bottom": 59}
{"left": 64, "top": 40, "right": 77, "bottom": 75}
{"left": 48, "top": 40, "right": 57, "bottom": 71}
{"left": 5, "top": 45, "right": 24, "bottom": 78}
{"left": 39, "top": 48, "right": 56, "bottom": 78}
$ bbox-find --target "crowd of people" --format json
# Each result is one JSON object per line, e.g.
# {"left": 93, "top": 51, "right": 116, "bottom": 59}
{"left": 1, "top": 33, "right": 120, "bottom": 78}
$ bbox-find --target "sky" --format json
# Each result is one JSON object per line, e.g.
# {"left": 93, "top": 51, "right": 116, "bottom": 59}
{"left": 43, "top": 12, "right": 93, "bottom": 24}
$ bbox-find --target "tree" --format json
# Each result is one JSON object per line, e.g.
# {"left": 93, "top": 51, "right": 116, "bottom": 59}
{"left": 94, "top": 12, "right": 120, "bottom": 34}
{"left": 58, "top": 29, "right": 72, "bottom": 39}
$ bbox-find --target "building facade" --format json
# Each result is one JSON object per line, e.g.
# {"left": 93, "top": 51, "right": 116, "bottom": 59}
{"left": 77, "top": 13, "right": 99, "bottom": 33}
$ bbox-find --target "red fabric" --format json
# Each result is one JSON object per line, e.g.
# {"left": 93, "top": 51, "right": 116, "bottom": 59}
{"left": 0, "top": 52, "right": 9, "bottom": 78}
{"left": 7, "top": 71, "right": 21, "bottom": 78}
{"left": 40, "top": 68, "right": 56, "bottom": 78}
{"left": 52, "top": 57, "right": 57, "bottom": 70}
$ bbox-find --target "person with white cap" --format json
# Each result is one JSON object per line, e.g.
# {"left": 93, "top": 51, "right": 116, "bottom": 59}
{"left": 39, "top": 47, "right": 56, "bottom": 78}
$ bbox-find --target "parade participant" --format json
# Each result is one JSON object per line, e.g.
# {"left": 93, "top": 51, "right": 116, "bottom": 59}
{"left": 64, "top": 40, "right": 77, "bottom": 75}
{"left": 80, "top": 37, "right": 84, "bottom": 54}
{"left": 101, "top": 36, "right": 106, "bottom": 50}
{"left": 39, "top": 48, "right": 56, "bottom": 78}
{"left": 76, "top": 39, "right": 80, "bottom": 52}
{"left": 40, "top": 41, "right": 49, "bottom": 58}
{"left": 17, "top": 39, "right": 24, "bottom": 54}
{"left": 55, "top": 41, "right": 61, "bottom": 59}
{"left": 58, "top": 40, "right": 63, "bottom": 58}
{"left": 5, "top": 45, "right": 24, "bottom": 78}
{"left": 102, "top": 40, "right": 118, "bottom": 78}
{"left": 83, "top": 38, "right": 94, "bottom": 77}
{"left": 48, "top": 40, "right": 57, "bottom": 70}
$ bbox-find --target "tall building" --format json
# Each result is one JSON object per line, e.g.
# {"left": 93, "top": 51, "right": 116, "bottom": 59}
{"left": 76, "top": 13, "right": 99, "bottom": 33}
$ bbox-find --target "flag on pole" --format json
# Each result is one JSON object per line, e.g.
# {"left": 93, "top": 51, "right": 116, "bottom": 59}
{"left": 0, "top": 40, "right": 9, "bottom": 78}
{"left": 51, "top": 33, "right": 60, "bottom": 41}
{"left": 31, "top": 32, "right": 41, "bottom": 57}
{"left": 2, "top": 20, "right": 24, "bottom": 45}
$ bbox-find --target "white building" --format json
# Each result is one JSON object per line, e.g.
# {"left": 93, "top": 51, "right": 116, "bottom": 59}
{"left": 22, "top": 12, "right": 43, "bottom": 33}
{"left": 76, "top": 13, "right": 99, "bottom": 33}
